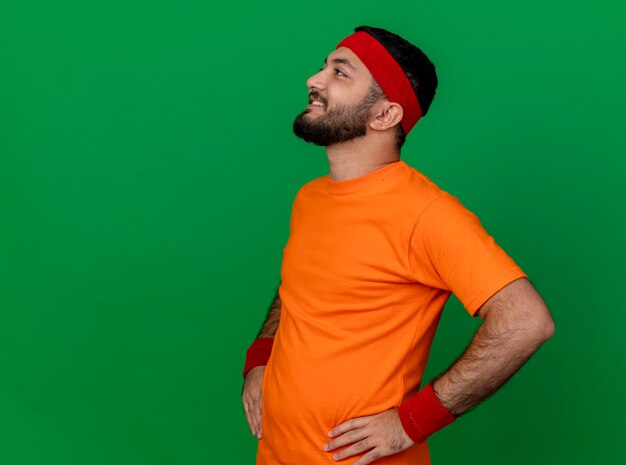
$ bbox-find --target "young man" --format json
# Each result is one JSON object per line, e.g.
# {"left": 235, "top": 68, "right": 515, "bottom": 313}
{"left": 242, "top": 26, "right": 554, "bottom": 465}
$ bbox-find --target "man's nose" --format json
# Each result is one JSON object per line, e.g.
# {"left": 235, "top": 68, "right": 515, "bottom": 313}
{"left": 306, "top": 69, "right": 326, "bottom": 92}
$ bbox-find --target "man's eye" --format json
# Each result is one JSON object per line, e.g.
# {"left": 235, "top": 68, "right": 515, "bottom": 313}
{"left": 334, "top": 69, "right": 346, "bottom": 77}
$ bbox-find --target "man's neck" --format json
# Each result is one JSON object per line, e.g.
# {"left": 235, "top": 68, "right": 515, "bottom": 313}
{"left": 325, "top": 135, "right": 400, "bottom": 182}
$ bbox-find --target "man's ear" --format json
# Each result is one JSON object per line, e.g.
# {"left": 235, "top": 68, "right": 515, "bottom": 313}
{"left": 369, "top": 102, "right": 404, "bottom": 131}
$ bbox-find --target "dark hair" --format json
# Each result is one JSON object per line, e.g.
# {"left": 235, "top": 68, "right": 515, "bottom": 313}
{"left": 354, "top": 25, "right": 438, "bottom": 149}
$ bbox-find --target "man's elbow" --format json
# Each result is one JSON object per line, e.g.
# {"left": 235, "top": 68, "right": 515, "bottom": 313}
{"left": 537, "top": 314, "right": 555, "bottom": 342}
{"left": 528, "top": 304, "right": 555, "bottom": 345}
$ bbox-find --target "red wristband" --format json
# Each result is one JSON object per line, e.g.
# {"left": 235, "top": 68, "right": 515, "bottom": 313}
{"left": 242, "top": 337, "right": 274, "bottom": 379}
{"left": 397, "top": 382, "right": 457, "bottom": 444}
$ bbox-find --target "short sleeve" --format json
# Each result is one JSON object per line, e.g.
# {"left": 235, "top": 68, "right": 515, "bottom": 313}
{"left": 409, "top": 194, "right": 527, "bottom": 317}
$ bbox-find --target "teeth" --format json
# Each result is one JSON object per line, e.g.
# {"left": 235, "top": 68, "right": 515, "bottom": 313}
{"left": 311, "top": 101, "right": 324, "bottom": 107}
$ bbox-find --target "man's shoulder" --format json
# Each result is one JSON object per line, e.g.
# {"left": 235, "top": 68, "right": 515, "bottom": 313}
{"left": 397, "top": 160, "right": 453, "bottom": 209}
{"left": 286, "top": 174, "right": 328, "bottom": 210}
{"left": 296, "top": 174, "right": 327, "bottom": 197}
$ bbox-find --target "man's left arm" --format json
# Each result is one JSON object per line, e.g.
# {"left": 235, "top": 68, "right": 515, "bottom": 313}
{"left": 323, "top": 277, "right": 554, "bottom": 464}
{"left": 431, "top": 276, "right": 554, "bottom": 416}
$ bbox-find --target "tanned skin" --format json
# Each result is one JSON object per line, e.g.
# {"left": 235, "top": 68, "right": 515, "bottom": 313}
{"left": 432, "top": 277, "right": 554, "bottom": 416}
{"left": 256, "top": 292, "right": 281, "bottom": 339}
{"left": 242, "top": 290, "right": 281, "bottom": 439}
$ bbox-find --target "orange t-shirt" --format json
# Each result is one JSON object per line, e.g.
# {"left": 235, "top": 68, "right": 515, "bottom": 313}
{"left": 256, "top": 160, "right": 526, "bottom": 465}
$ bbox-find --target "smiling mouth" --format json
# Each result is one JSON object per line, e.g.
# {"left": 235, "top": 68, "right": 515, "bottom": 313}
{"left": 308, "top": 92, "right": 326, "bottom": 108}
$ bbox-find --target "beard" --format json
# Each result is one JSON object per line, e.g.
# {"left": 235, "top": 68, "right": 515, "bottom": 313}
{"left": 292, "top": 85, "right": 382, "bottom": 146}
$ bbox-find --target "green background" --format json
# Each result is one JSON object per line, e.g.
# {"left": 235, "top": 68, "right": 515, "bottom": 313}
{"left": 1, "top": 0, "right": 624, "bottom": 463}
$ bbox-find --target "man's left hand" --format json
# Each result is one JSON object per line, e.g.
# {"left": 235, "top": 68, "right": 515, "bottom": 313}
{"left": 323, "top": 407, "right": 415, "bottom": 464}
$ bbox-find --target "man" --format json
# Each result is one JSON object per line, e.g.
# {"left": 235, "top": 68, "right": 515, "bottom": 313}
{"left": 241, "top": 25, "right": 554, "bottom": 465}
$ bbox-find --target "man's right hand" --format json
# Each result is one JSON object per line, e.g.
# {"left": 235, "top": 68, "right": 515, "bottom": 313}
{"left": 242, "top": 366, "right": 265, "bottom": 439}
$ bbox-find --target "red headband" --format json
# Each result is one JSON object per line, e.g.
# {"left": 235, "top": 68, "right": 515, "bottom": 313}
{"left": 336, "top": 31, "right": 422, "bottom": 135}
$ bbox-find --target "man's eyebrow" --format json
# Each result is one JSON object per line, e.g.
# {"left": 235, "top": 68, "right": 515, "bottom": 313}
{"left": 324, "top": 56, "right": 357, "bottom": 72}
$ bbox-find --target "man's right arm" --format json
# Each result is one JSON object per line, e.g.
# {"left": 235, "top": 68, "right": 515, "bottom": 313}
{"left": 242, "top": 288, "right": 281, "bottom": 439}
{"left": 256, "top": 290, "right": 281, "bottom": 338}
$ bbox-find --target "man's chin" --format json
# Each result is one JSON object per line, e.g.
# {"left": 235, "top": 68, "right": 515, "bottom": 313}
{"left": 294, "top": 110, "right": 318, "bottom": 126}
{"left": 292, "top": 121, "right": 326, "bottom": 146}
